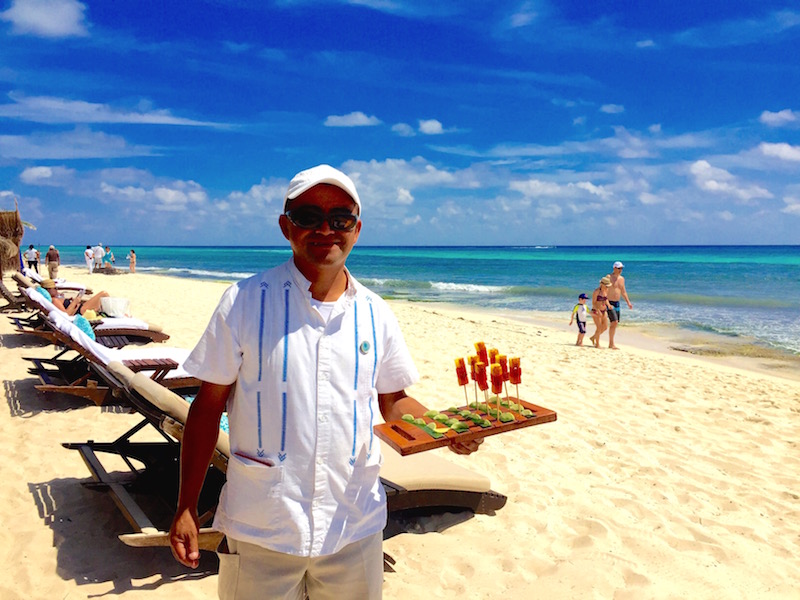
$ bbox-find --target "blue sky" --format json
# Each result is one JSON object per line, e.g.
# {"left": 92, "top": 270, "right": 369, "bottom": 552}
{"left": 1, "top": 0, "right": 800, "bottom": 246}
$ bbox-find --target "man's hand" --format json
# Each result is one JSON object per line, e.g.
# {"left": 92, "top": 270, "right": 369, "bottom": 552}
{"left": 170, "top": 507, "right": 201, "bottom": 568}
{"left": 449, "top": 437, "right": 483, "bottom": 455}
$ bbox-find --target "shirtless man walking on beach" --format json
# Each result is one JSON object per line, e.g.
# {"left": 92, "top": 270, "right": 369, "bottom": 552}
{"left": 607, "top": 261, "right": 633, "bottom": 350}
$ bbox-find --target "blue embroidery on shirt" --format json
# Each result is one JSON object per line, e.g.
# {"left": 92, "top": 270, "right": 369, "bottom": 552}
{"left": 368, "top": 301, "right": 377, "bottom": 456}
{"left": 351, "top": 301, "right": 359, "bottom": 460}
{"left": 280, "top": 391, "right": 287, "bottom": 461}
{"left": 258, "top": 285, "right": 266, "bottom": 382}
{"left": 257, "top": 391, "right": 263, "bottom": 448}
{"left": 282, "top": 284, "right": 290, "bottom": 383}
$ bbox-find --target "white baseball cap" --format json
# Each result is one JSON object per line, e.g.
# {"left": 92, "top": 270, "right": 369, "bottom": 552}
{"left": 613, "top": 261, "right": 624, "bottom": 269}
{"left": 284, "top": 164, "right": 361, "bottom": 214}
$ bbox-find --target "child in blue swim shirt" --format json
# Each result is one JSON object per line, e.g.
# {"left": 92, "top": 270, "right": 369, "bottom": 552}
{"left": 570, "top": 293, "right": 589, "bottom": 346}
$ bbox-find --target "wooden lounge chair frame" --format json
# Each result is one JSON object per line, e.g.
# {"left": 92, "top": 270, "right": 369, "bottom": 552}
{"left": 1, "top": 278, "right": 27, "bottom": 312}
{"left": 64, "top": 362, "right": 507, "bottom": 551}
{"left": 14, "top": 270, "right": 93, "bottom": 294}
{"left": 26, "top": 322, "right": 198, "bottom": 406}
{"left": 14, "top": 286, "right": 169, "bottom": 347}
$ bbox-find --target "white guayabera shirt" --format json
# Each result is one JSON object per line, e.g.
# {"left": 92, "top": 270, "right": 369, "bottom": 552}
{"left": 184, "top": 259, "right": 418, "bottom": 557}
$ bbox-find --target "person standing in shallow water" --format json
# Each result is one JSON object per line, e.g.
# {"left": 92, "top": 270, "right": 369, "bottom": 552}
{"left": 126, "top": 249, "right": 136, "bottom": 273}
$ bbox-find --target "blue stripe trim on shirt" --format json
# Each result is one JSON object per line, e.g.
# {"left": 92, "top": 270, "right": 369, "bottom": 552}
{"left": 257, "top": 391, "right": 263, "bottom": 448}
{"left": 353, "top": 300, "right": 359, "bottom": 390}
{"left": 369, "top": 302, "right": 377, "bottom": 388}
{"left": 281, "top": 391, "right": 287, "bottom": 453}
{"left": 368, "top": 301, "right": 377, "bottom": 454}
{"left": 258, "top": 285, "right": 266, "bottom": 382}
{"left": 282, "top": 286, "right": 289, "bottom": 382}
{"left": 351, "top": 399, "right": 358, "bottom": 458}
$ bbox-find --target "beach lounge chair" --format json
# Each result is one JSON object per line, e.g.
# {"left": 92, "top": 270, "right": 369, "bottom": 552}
{"left": 63, "top": 361, "right": 506, "bottom": 551}
{"left": 14, "top": 287, "right": 169, "bottom": 347}
{"left": 19, "top": 268, "right": 92, "bottom": 293}
{"left": 27, "top": 310, "right": 198, "bottom": 405}
{"left": 0, "top": 278, "right": 27, "bottom": 312}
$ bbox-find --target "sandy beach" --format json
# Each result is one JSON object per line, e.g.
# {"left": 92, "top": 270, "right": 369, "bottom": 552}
{"left": 2, "top": 265, "right": 799, "bottom": 599}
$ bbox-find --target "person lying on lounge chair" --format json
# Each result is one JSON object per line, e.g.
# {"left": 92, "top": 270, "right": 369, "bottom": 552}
{"left": 39, "top": 278, "right": 109, "bottom": 317}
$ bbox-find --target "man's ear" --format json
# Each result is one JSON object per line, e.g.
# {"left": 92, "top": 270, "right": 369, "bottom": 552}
{"left": 279, "top": 214, "right": 290, "bottom": 240}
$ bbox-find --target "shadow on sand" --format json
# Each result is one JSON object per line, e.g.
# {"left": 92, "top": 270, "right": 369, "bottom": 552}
{"left": 29, "top": 477, "right": 217, "bottom": 596}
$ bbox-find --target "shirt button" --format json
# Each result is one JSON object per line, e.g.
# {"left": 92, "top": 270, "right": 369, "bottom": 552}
{"left": 319, "top": 414, "right": 327, "bottom": 423}
{"left": 316, "top": 457, "right": 324, "bottom": 465}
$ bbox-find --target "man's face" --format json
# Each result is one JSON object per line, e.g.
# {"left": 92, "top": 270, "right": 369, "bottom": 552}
{"left": 279, "top": 183, "right": 361, "bottom": 273}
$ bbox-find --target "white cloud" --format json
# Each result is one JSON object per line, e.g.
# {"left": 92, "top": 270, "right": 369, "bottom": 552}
{"left": 0, "top": 93, "right": 220, "bottom": 126}
{"left": 639, "top": 192, "right": 665, "bottom": 205}
{"left": 225, "top": 179, "right": 285, "bottom": 213}
{"left": 759, "top": 108, "right": 798, "bottom": 127}
{"left": 402, "top": 214, "right": 421, "bottom": 225}
{"left": 0, "top": 0, "right": 88, "bottom": 38}
{"left": 574, "top": 181, "right": 612, "bottom": 199}
{"left": 674, "top": 9, "right": 800, "bottom": 48}
{"left": 689, "top": 160, "right": 772, "bottom": 202}
{"left": 758, "top": 142, "right": 800, "bottom": 162}
{"left": 782, "top": 196, "right": 800, "bottom": 216}
{"left": 0, "top": 127, "right": 155, "bottom": 159}
{"left": 537, "top": 204, "right": 562, "bottom": 219}
{"left": 418, "top": 119, "right": 444, "bottom": 134}
{"left": 391, "top": 123, "right": 415, "bottom": 137}
{"left": 648, "top": 123, "right": 662, "bottom": 134}
{"left": 509, "top": 2, "right": 537, "bottom": 28}
{"left": 396, "top": 187, "right": 414, "bottom": 205}
{"left": 509, "top": 179, "right": 563, "bottom": 197}
{"left": 20, "top": 165, "right": 75, "bottom": 185}
{"left": 600, "top": 104, "right": 625, "bottom": 114}
{"left": 510, "top": 178, "right": 612, "bottom": 202}
{"left": 323, "top": 111, "right": 381, "bottom": 127}
{"left": 636, "top": 39, "right": 655, "bottom": 48}
{"left": 572, "top": 116, "right": 586, "bottom": 126}
{"left": 718, "top": 210, "right": 734, "bottom": 221}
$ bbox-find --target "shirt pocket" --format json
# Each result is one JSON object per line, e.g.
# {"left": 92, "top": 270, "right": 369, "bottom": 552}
{"left": 223, "top": 453, "right": 284, "bottom": 528}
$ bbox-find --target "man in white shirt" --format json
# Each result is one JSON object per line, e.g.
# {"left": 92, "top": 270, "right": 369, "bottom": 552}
{"left": 92, "top": 243, "right": 105, "bottom": 270}
{"left": 170, "top": 165, "right": 480, "bottom": 599}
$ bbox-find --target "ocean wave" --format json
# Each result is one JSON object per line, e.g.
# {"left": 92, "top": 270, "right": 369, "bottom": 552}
{"left": 431, "top": 281, "right": 507, "bottom": 293}
{"left": 139, "top": 266, "right": 257, "bottom": 280}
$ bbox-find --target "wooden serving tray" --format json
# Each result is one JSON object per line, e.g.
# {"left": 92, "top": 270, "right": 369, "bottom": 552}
{"left": 374, "top": 397, "right": 557, "bottom": 456}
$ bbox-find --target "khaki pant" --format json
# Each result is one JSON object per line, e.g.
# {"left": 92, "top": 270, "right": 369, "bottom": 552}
{"left": 218, "top": 532, "right": 383, "bottom": 600}
{"left": 47, "top": 261, "right": 59, "bottom": 279}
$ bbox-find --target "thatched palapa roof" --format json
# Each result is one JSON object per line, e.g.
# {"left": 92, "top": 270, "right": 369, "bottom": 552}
{"left": 0, "top": 199, "right": 24, "bottom": 274}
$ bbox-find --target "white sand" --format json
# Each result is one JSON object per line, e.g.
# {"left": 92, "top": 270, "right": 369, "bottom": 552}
{"left": 2, "top": 266, "right": 799, "bottom": 599}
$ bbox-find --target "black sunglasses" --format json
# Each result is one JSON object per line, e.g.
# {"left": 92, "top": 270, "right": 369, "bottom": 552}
{"left": 284, "top": 206, "right": 359, "bottom": 231}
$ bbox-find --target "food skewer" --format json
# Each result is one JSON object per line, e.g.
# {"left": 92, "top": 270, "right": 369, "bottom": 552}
{"left": 455, "top": 357, "right": 469, "bottom": 404}
{"left": 509, "top": 357, "right": 522, "bottom": 400}
{"left": 491, "top": 363, "right": 503, "bottom": 417}
{"left": 475, "top": 361, "right": 489, "bottom": 406}
{"left": 468, "top": 354, "right": 479, "bottom": 404}
{"left": 474, "top": 341, "right": 489, "bottom": 365}
{"left": 488, "top": 347, "right": 499, "bottom": 365}
{"left": 498, "top": 354, "right": 510, "bottom": 399}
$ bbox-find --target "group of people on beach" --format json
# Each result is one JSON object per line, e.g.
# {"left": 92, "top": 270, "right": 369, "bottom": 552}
{"left": 570, "top": 261, "right": 633, "bottom": 349}
{"left": 23, "top": 244, "right": 61, "bottom": 279}
{"left": 22, "top": 244, "right": 137, "bottom": 277}
{"left": 81, "top": 244, "right": 136, "bottom": 274}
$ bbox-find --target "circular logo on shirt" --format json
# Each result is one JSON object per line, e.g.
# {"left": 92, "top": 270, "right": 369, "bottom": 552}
{"left": 359, "top": 341, "right": 371, "bottom": 354}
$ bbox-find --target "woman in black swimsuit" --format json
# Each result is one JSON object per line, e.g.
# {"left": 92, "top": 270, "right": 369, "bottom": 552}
{"left": 589, "top": 276, "right": 612, "bottom": 348}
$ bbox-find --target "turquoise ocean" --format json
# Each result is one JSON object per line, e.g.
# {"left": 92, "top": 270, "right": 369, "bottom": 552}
{"left": 50, "top": 245, "right": 800, "bottom": 355}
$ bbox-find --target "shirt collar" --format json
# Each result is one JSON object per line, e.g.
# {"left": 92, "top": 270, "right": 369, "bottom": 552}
{"left": 286, "top": 259, "right": 358, "bottom": 303}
